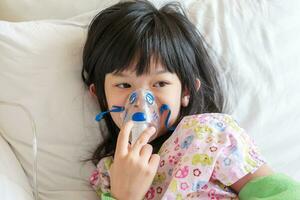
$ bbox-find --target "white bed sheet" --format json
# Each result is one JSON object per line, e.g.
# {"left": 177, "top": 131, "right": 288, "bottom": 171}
{"left": 230, "top": 0, "right": 300, "bottom": 179}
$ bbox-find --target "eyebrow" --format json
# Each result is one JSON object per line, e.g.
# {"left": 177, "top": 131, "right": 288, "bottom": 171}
{"left": 113, "top": 69, "right": 169, "bottom": 77}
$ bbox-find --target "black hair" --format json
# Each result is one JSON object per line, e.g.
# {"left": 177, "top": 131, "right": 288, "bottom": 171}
{"left": 82, "top": 0, "right": 226, "bottom": 164}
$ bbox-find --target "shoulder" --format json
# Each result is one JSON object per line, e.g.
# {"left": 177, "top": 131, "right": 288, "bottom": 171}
{"left": 173, "top": 113, "right": 250, "bottom": 150}
{"left": 180, "top": 113, "right": 235, "bottom": 123}
{"left": 96, "top": 156, "right": 113, "bottom": 172}
{"left": 178, "top": 113, "right": 244, "bottom": 134}
{"left": 90, "top": 156, "right": 113, "bottom": 193}
{"left": 166, "top": 113, "right": 247, "bottom": 153}
{"left": 175, "top": 114, "right": 267, "bottom": 186}
{"left": 90, "top": 156, "right": 113, "bottom": 185}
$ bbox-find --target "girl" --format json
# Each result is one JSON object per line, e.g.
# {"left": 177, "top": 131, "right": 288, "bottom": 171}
{"left": 82, "top": 0, "right": 299, "bottom": 199}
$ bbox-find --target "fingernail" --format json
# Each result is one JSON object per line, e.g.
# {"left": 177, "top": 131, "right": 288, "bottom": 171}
{"left": 149, "top": 126, "right": 156, "bottom": 133}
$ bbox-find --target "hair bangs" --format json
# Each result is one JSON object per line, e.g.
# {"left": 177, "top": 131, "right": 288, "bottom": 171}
{"left": 106, "top": 16, "right": 178, "bottom": 77}
{"left": 98, "top": 3, "right": 194, "bottom": 78}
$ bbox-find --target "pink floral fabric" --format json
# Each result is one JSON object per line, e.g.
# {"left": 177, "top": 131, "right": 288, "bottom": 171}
{"left": 90, "top": 113, "right": 266, "bottom": 199}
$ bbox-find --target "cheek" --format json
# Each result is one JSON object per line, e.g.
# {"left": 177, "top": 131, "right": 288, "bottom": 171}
{"left": 169, "top": 97, "right": 182, "bottom": 124}
{"left": 106, "top": 96, "right": 125, "bottom": 129}
{"left": 110, "top": 112, "right": 123, "bottom": 129}
{"left": 157, "top": 92, "right": 182, "bottom": 127}
{"left": 104, "top": 92, "right": 127, "bottom": 129}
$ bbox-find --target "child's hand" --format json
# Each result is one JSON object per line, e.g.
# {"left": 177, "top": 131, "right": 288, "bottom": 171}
{"left": 109, "top": 121, "right": 160, "bottom": 200}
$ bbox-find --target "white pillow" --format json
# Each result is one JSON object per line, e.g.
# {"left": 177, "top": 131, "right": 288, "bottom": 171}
{"left": 0, "top": 0, "right": 119, "bottom": 21}
{"left": 0, "top": 133, "right": 34, "bottom": 200}
{"left": 0, "top": 13, "right": 106, "bottom": 200}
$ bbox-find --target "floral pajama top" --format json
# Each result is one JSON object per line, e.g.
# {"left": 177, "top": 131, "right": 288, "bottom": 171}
{"left": 90, "top": 113, "right": 266, "bottom": 200}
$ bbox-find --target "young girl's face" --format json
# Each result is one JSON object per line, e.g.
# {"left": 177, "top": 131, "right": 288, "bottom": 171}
{"left": 104, "top": 61, "right": 188, "bottom": 139}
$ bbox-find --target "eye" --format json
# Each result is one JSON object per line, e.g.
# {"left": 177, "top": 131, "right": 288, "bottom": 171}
{"left": 153, "top": 81, "right": 169, "bottom": 88}
{"left": 116, "top": 83, "right": 131, "bottom": 88}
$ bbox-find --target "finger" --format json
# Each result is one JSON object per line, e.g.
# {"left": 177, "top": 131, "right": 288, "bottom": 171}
{"left": 131, "top": 126, "right": 156, "bottom": 154}
{"left": 149, "top": 154, "right": 160, "bottom": 169}
{"left": 139, "top": 144, "right": 153, "bottom": 161}
{"left": 115, "top": 121, "right": 134, "bottom": 157}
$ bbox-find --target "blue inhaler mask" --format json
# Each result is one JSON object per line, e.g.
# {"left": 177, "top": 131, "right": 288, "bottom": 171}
{"left": 95, "top": 89, "right": 174, "bottom": 144}
{"left": 121, "top": 89, "right": 160, "bottom": 144}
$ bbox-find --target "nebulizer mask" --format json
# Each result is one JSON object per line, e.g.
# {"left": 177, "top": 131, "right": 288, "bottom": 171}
{"left": 95, "top": 89, "right": 174, "bottom": 144}
{"left": 0, "top": 101, "right": 38, "bottom": 200}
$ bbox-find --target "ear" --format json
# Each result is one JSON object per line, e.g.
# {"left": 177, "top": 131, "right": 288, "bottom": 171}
{"left": 89, "top": 84, "right": 98, "bottom": 98}
{"left": 181, "top": 85, "right": 190, "bottom": 107}
{"left": 181, "top": 78, "right": 201, "bottom": 107}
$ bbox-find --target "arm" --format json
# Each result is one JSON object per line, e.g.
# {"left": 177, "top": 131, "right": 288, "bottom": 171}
{"left": 210, "top": 114, "right": 300, "bottom": 199}
{"left": 230, "top": 164, "right": 273, "bottom": 192}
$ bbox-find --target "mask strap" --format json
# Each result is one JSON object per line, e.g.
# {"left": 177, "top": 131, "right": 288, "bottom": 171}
{"left": 160, "top": 104, "right": 175, "bottom": 131}
{"left": 95, "top": 106, "right": 124, "bottom": 122}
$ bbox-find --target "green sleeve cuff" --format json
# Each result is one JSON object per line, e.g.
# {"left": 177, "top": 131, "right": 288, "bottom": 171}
{"left": 239, "top": 173, "right": 300, "bottom": 200}
{"left": 101, "top": 192, "right": 116, "bottom": 200}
